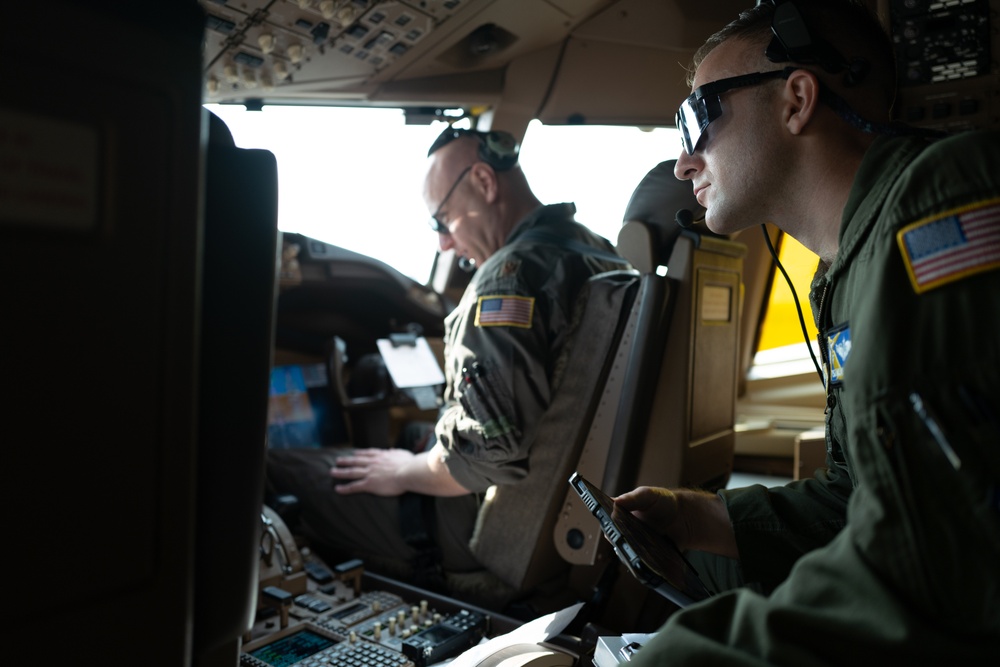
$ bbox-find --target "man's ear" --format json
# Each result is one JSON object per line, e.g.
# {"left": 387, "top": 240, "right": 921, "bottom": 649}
{"left": 783, "top": 69, "right": 820, "bottom": 136}
{"left": 469, "top": 162, "right": 499, "bottom": 203}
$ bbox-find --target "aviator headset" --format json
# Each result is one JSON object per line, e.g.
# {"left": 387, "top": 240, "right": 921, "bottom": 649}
{"left": 426, "top": 127, "right": 520, "bottom": 171}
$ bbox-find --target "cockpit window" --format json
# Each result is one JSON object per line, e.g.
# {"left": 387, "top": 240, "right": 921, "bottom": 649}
{"left": 204, "top": 104, "right": 680, "bottom": 283}
{"left": 205, "top": 104, "right": 446, "bottom": 283}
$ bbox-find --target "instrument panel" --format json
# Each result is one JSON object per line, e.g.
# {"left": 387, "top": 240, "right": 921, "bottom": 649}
{"left": 887, "top": 0, "right": 1000, "bottom": 131}
{"left": 248, "top": 508, "right": 491, "bottom": 667}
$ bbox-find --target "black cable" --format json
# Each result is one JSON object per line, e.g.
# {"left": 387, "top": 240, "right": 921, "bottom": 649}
{"left": 760, "top": 224, "right": 825, "bottom": 384}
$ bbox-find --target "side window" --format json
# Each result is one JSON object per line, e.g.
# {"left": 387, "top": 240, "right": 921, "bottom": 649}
{"left": 518, "top": 121, "right": 681, "bottom": 246}
{"left": 751, "top": 234, "right": 821, "bottom": 378}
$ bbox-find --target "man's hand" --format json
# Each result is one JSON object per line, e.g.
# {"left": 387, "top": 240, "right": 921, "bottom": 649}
{"left": 614, "top": 486, "right": 739, "bottom": 559}
{"left": 330, "top": 448, "right": 416, "bottom": 496}
{"left": 330, "top": 443, "right": 471, "bottom": 497}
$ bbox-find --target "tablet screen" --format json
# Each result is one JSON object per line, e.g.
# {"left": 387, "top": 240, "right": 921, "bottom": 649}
{"left": 570, "top": 473, "right": 711, "bottom": 605}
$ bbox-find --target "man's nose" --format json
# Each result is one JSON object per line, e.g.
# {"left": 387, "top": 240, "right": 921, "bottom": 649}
{"left": 438, "top": 232, "right": 455, "bottom": 252}
{"left": 674, "top": 148, "right": 700, "bottom": 181}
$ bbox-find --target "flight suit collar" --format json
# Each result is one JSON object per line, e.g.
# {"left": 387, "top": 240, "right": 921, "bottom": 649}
{"left": 505, "top": 202, "right": 577, "bottom": 245}
{"left": 810, "top": 134, "right": 931, "bottom": 387}
{"left": 826, "top": 135, "right": 930, "bottom": 284}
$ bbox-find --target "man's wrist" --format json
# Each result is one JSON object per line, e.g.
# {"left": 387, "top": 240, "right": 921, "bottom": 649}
{"left": 676, "top": 489, "right": 739, "bottom": 559}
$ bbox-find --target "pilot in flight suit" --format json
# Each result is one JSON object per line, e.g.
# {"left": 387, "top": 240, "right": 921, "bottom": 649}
{"left": 629, "top": 39, "right": 1000, "bottom": 667}
{"left": 616, "top": 1, "right": 1000, "bottom": 662}
{"left": 267, "top": 129, "right": 623, "bottom": 601}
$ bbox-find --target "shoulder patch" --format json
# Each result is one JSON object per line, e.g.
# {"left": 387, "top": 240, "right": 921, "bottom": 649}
{"left": 897, "top": 197, "right": 1000, "bottom": 294}
{"left": 475, "top": 295, "right": 534, "bottom": 328}
{"left": 498, "top": 259, "right": 521, "bottom": 278}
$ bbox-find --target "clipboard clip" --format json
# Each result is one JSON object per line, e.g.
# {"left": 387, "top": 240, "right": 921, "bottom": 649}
{"left": 388, "top": 332, "right": 418, "bottom": 347}
{"left": 619, "top": 641, "right": 643, "bottom": 662}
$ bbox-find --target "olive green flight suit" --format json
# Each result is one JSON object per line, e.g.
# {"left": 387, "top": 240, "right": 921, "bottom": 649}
{"left": 631, "top": 131, "right": 1000, "bottom": 664}
{"left": 435, "top": 203, "right": 623, "bottom": 492}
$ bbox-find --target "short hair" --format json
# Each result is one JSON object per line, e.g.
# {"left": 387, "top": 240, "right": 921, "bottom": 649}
{"left": 691, "top": 0, "right": 896, "bottom": 113}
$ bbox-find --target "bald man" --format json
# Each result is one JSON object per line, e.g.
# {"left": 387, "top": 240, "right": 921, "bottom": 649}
{"left": 267, "top": 128, "right": 623, "bottom": 598}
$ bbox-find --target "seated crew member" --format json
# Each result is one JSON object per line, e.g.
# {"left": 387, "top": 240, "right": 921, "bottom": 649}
{"left": 267, "top": 128, "right": 623, "bottom": 597}
{"left": 616, "top": 1, "right": 1000, "bottom": 664}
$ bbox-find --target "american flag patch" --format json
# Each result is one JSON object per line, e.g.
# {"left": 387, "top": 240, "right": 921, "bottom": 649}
{"left": 897, "top": 198, "right": 1000, "bottom": 294}
{"left": 475, "top": 295, "right": 534, "bottom": 328}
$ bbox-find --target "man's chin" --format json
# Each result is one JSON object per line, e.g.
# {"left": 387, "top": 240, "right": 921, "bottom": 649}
{"left": 703, "top": 213, "right": 727, "bottom": 235}
{"left": 704, "top": 211, "right": 749, "bottom": 237}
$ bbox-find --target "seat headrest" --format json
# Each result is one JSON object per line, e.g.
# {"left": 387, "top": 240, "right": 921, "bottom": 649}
{"left": 617, "top": 160, "right": 706, "bottom": 273}
{"left": 622, "top": 159, "right": 704, "bottom": 228}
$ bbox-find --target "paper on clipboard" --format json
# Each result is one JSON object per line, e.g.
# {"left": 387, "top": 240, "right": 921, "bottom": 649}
{"left": 376, "top": 337, "right": 446, "bottom": 388}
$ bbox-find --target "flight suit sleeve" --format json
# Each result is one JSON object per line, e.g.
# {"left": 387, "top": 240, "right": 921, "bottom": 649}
{"left": 718, "top": 463, "right": 853, "bottom": 591}
{"left": 434, "top": 255, "right": 570, "bottom": 493}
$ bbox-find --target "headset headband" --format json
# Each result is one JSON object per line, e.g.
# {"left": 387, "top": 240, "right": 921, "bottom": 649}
{"left": 427, "top": 128, "right": 520, "bottom": 171}
{"left": 757, "top": 0, "right": 869, "bottom": 86}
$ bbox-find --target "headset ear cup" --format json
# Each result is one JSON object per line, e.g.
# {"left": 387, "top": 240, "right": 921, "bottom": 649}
{"left": 480, "top": 131, "right": 519, "bottom": 170}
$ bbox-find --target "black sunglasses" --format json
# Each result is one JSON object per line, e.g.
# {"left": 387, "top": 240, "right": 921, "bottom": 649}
{"left": 428, "top": 165, "right": 473, "bottom": 234}
{"left": 676, "top": 68, "right": 795, "bottom": 155}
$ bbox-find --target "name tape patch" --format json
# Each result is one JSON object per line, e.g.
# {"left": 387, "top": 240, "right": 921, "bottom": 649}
{"left": 897, "top": 198, "right": 1000, "bottom": 294}
{"left": 475, "top": 295, "right": 534, "bottom": 328}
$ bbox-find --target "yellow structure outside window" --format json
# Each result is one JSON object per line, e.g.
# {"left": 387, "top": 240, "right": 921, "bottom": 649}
{"left": 757, "top": 234, "right": 820, "bottom": 352}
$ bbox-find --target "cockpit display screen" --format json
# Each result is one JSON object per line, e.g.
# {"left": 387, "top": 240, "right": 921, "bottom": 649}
{"left": 248, "top": 629, "right": 337, "bottom": 667}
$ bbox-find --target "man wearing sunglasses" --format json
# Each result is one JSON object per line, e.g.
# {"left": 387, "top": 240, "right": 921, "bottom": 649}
{"left": 268, "top": 127, "right": 622, "bottom": 599}
{"left": 620, "top": 0, "right": 1000, "bottom": 664}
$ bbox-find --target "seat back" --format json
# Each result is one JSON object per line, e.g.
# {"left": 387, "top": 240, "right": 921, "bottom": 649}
{"left": 551, "top": 163, "right": 745, "bottom": 611}
{"left": 468, "top": 269, "right": 641, "bottom": 591}
{"left": 194, "top": 110, "right": 281, "bottom": 655}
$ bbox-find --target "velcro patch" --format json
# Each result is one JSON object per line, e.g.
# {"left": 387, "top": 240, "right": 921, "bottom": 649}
{"left": 475, "top": 295, "right": 534, "bottom": 328}
{"left": 825, "top": 323, "right": 851, "bottom": 387}
{"left": 897, "top": 198, "right": 1000, "bottom": 294}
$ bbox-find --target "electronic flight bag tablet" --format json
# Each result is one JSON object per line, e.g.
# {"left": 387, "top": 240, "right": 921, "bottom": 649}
{"left": 568, "top": 472, "right": 712, "bottom": 608}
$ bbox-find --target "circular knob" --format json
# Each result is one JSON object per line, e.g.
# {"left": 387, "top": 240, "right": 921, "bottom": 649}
{"left": 566, "top": 528, "right": 585, "bottom": 549}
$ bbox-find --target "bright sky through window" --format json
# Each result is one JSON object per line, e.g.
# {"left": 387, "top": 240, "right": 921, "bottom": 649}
{"left": 206, "top": 104, "right": 681, "bottom": 283}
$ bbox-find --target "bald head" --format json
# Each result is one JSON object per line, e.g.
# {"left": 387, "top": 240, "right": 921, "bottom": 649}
{"left": 422, "top": 130, "right": 542, "bottom": 266}
{"left": 424, "top": 133, "right": 481, "bottom": 204}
